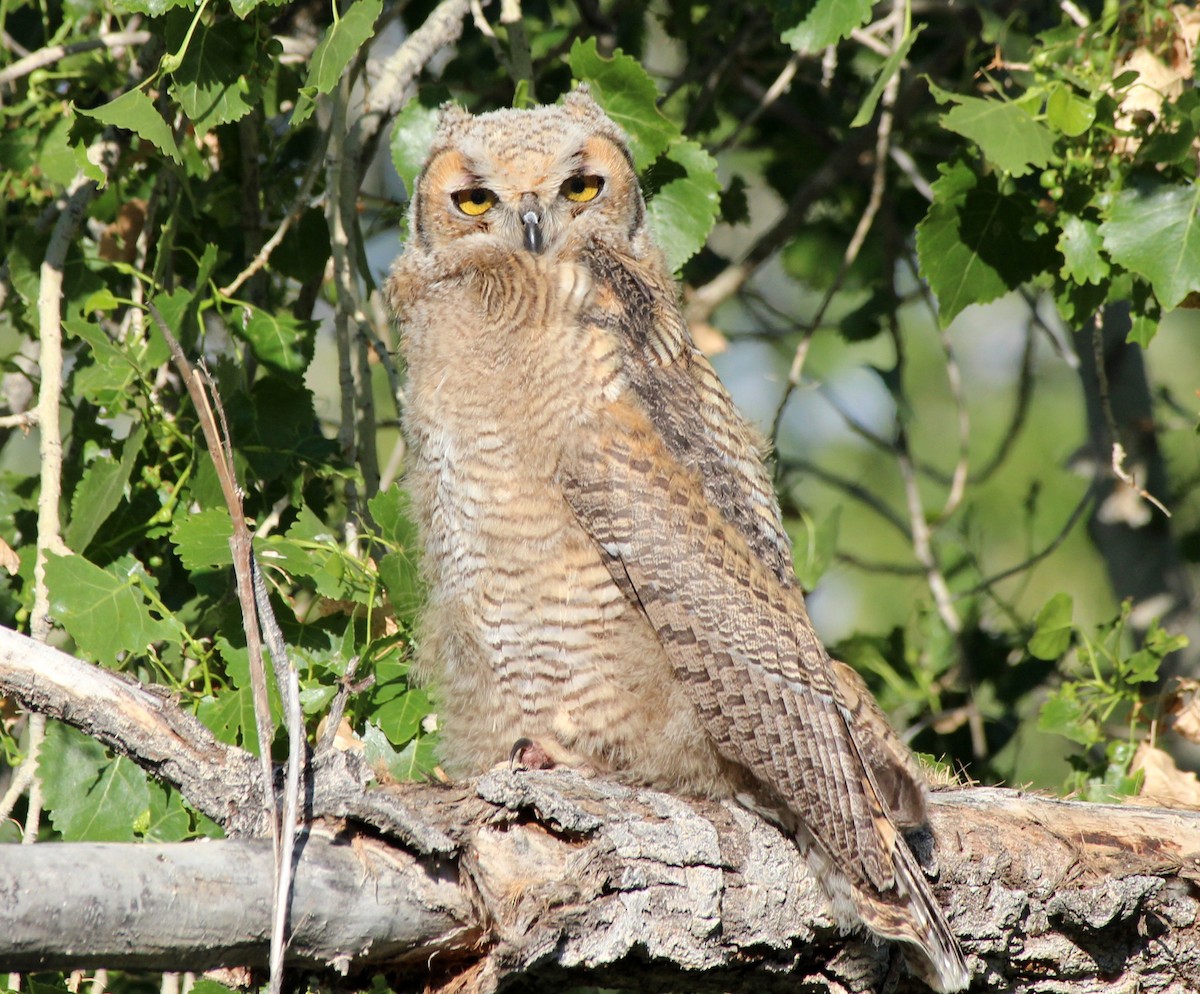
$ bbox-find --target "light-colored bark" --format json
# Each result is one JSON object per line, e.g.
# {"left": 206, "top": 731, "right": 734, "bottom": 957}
{"left": 2, "top": 625, "right": 1198, "bottom": 992}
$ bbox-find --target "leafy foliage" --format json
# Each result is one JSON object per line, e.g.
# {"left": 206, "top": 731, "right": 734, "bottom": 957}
{"left": 1, "top": 2, "right": 1198, "bottom": 987}
{"left": 1034, "top": 596, "right": 1189, "bottom": 800}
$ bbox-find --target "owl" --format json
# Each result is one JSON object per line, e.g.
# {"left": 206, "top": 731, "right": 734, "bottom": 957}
{"left": 385, "top": 87, "right": 968, "bottom": 992}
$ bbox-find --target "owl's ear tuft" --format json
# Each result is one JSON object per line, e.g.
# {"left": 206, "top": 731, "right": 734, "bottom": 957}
{"left": 437, "top": 101, "right": 473, "bottom": 132}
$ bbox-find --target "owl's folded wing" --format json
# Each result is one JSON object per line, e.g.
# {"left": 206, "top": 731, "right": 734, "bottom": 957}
{"left": 559, "top": 401, "right": 967, "bottom": 991}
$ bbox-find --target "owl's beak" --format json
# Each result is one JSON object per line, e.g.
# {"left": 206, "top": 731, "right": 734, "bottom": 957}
{"left": 522, "top": 209, "right": 544, "bottom": 254}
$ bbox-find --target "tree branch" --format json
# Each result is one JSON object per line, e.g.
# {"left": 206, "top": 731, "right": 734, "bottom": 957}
{"left": 2, "top": 627, "right": 1199, "bottom": 992}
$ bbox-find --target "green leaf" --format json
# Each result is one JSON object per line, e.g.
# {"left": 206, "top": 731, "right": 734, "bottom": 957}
{"left": 932, "top": 88, "right": 1055, "bottom": 178}
{"left": 374, "top": 687, "right": 432, "bottom": 746}
{"left": 38, "top": 116, "right": 82, "bottom": 187}
{"left": 1045, "top": 84, "right": 1095, "bottom": 137}
{"left": 793, "top": 506, "right": 841, "bottom": 590}
{"left": 915, "top": 160, "right": 1049, "bottom": 326}
{"left": 142, "top": 783, "right": 193, "bottom": 841}
{"left": 40, "top": 723, "right": 150, "bottom": 841}
{"left": 363, "top": 721, "right": 439, "bottom": 780}
{"left": 1029, "top": 592, "right": 1074, "bottom": 660}
{"left": 67, "top": 319, "right": 138, "bottom": 406}
{"left": 65, "top": 424, "right": 147, "bottom": 554}
{"left": 1124, "top": 648, "right": 1161, "bottom": 683}
{"left": 390, "top": 101, "right": 441, "bottom": 198}
{"left": 1126, "top": 311, "right": 1158, "bottom": 348}
{"left": 196, "top": 687, "right": 259, "bottom": 750}
{"left": 1100, "top": 180, "right": 1200, "bottom": 311}
{"left": 1057, "top": 215, "right": 1109, "bottom": 286}
{"left": 567, "top": 38, "right": 677, "bottom": 169}
{"left": 378, "top": 550, "right": 422, "bottom": 623}
{"left": 1037, "top": 684, "right": 1099, "bottom": 747}
{"left": 367, "top": 488, "right": 420, "bottom": 549}
{"left": 112, "top": 0, "right": 195, "bottom": 15}
{"left": 230, "top": 0, "right": 291, "bottom": 17}
{"left": 782, "top": 0, "right": 872, "bottom": 52}
{"left": 238, "top": 306, "right": 315, "bottom": 373}
{"left": 171, "top": 507, "right": 234, "bottom": 570}
{"left": 290, "top": 0, "right": 383, "bottom": 126}
{"left": 645, "top": 140, "right": 721, "bottom": 271}
{"left": 45, "top": 552, "right": 180, "bottom": 666}
{"left": 169, "top": 17, "right": 259, "bottom": 131}
{"left": 851, "top": 25, "right": 923, "bottom": 128}
{"left": 78, "top": 89, "right": 181, "bottom": 165}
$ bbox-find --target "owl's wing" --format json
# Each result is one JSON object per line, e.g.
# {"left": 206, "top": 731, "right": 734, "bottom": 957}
{"left": 579, "top": 241, "right": 932, "bottom": 831}
{"left": 560, "top": 403, "right": 967, "bottom": 992}
{"left": 580, "top": 241, "right": 795, "bottom": 584}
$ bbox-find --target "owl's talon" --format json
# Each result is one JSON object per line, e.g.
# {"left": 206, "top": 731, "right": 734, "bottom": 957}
{"left": 509, "top": 737, "right": 557, "bottom": 771}
{"left": 555, "top": 261, "right": 593, "bottom": 312}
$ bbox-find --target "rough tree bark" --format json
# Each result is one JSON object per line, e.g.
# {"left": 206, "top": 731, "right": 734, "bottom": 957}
{"left": 2, "top": 625, "right": 1199, "bottom": 994}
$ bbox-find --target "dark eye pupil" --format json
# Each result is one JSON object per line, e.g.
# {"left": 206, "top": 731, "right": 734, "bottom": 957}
{"left": 570, "top": 178, "right": 586, "bottom": 194}
{"left": 470, "top": 190, "right": 487, "bottom": 204}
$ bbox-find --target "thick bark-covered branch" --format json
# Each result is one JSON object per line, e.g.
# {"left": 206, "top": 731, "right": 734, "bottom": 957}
{"left": 2, "top": 625, "right": 1199, "bottom": 993}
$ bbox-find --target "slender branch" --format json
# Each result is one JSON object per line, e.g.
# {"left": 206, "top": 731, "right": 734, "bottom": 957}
{"left": 0, "top": 30, "right": 150, "bottom": 86}
{"left": 251, "top": 559, "right": 305, "bottom": 994}
{"left": 356, "top": 0, "right": 472, "bottom": 147}
{"left": 779, "top": 460, "right": 911, "bottom": 538}
{"left": 768, "top": 22, "right": 903, "bottom": 446}
{"left": 0, "top": 411, "right": 38, "bottom": 430}
{"left": 148, "top": 308, "right": 277, "bottom": 836}
{"left": 684, "top": 128, "right": 876, "bottom": 325}
{"left": 218, "top": 126, "right": 329, "bottom": 299}
{"left": 714, "top": 54, "right": 800, "bottom": 153}
{"left": 959, "top": 480, "right": 1100, "bottom": 598}
{"left": 326, "top": 73, "right": 364, "bottom": 547}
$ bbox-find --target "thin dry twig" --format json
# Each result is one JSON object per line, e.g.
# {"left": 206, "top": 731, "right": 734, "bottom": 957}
{"left": 326, "top": 74, "right": 365, "bottom": 547}
{"left": 1090, "top": 307, "right": 1171, "bottom": 519}
{"left": 959, "top": 479, "right": 1100, "bottom": 598}
{"left": 0, "top": 30, "right": 150, "bottom": 86}
{"left": 151, "top": 304, "right": 305, "bottom": 994}
{"left": 0, "top": 412, "right": 38, "bottom": 430}
{"left": 768, "top": 23, "right": 904, "bottom": 445}
{"left": 24, "top": 167, "right": 102, "bottom": 855}
{"left": 218, "top": 126, "right": 330, "bottom": 299}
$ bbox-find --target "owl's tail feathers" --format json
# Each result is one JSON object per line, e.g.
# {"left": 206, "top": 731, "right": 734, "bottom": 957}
{"left": 853, "top": 835, "right": 970, "bottom": 993}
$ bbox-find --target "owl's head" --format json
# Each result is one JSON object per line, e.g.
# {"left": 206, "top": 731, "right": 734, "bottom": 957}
{"left": 408, "top": 86, "right": 646, "bottom": 256}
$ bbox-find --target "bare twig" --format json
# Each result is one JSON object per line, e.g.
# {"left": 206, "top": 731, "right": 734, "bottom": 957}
{"left": 326, "top": 75, "right": 365, "bottom": 546}
{"left": 0, "top": 412, "right": 37, "bottom": 430}
{"left": 1090, "top": 307, "right": 1170, "bottom": 519}
{"left": 357, "top": 0, "right": 472, "bottom": 147}
{"left": 219, "top": 126, "right": 330, "bottom": 299}
{"left": 26, "top": 167, "right": 103, "bottom": 854}
{"left": 151, "top": 306, "right": 299, "bottom": 994}
{"left": 769, "top": 24, "right": 903, "bottom": 445}
{"left": 148, "top": 307, "right": 277, "bottom": 831}
{"left": 960, "top": 480, "right": 1100, "bottom": 598}
{"left": 251, "top": 559, "right": 305, "bottom": 992}
{"left": 0, "top": 30, "right": 150, "bottom": 86}
{"left": 714, "top": 53, "right": 800, "bottom": 154}
{"left": 779, "top": 460, "right": 911, "bottom": 538}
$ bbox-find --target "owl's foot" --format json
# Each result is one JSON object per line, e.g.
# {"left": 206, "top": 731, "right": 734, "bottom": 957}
{"left": 509, "top": 736, "right": 558, "bottom": 771}
{"left": 554, "top": 260, "right": 593, "bottom": 314}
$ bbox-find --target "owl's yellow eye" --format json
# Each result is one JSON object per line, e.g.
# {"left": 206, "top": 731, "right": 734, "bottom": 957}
{"left": 561, "top": 175, "right": 603, "bottom": 203}
{"left": 453, "top": 188, "right": 497, "bottom": 216}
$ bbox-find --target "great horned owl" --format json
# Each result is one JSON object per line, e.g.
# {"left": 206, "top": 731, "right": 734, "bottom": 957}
{"left": 386, "top": 87, "right": 968, "bottom": 992}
